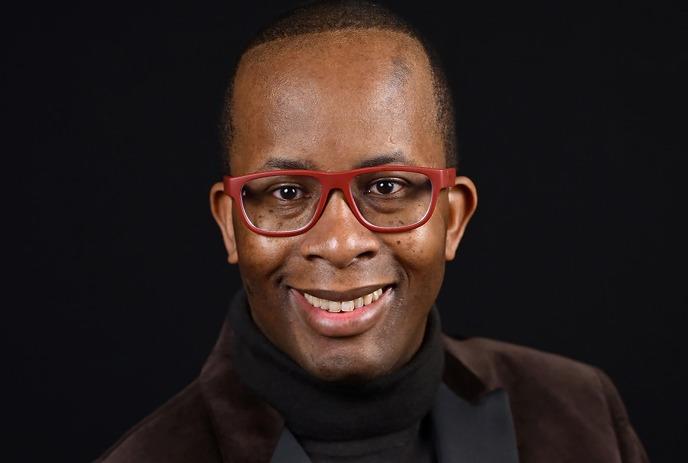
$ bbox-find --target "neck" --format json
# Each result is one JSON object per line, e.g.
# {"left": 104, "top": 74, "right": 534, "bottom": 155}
{"left": 228, "top": 291, "right": 445, "bottom": 440}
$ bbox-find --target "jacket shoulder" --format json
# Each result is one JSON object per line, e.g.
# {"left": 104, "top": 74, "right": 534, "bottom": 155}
{"left": 95, "top": 380, "right": 221, "bottom": 463}
{"left": 443, "top": 335, "right": 602, "bottom": 393}
{"left": 443, "top": 336, "right": 648, "bottom": 463}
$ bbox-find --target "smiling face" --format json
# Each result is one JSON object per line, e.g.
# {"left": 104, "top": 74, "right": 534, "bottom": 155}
{"left": 211, "top": 29, "right": 477, "bottom": 381}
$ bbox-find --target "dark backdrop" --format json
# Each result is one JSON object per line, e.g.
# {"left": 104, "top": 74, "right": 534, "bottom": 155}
{"left": 6, "top": 1, "right": 686, "bottom": 461}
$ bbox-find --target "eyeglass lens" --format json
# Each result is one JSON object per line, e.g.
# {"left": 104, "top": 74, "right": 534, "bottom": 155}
{"left": 240, "top": 171, "right": 433, "bottom": 232}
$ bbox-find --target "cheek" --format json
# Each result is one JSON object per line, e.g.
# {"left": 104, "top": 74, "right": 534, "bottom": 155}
{"left": 234, "top": 227, "right": 303, "bottom": 344}
{"left": 383, "top": 214, "right": 447, "bottom": 317}
{"left": 389, "top": 217, "right": 447, "bottom": 274}
{"left": 234, "top": 225, "right": 293, "bottom": 293}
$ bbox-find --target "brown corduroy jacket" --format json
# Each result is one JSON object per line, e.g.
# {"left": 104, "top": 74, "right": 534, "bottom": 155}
{"left": 96, "top": 316, "right": 649, "bottom": 462}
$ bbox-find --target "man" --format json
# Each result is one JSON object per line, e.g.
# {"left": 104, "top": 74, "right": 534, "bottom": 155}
{"left": 97, "top": 1, "right": 648, "bottom": 462}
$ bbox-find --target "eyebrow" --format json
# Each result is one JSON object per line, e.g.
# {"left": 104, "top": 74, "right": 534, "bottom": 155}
{"left": 354, "top": 151, "right": 410, "bottom": 168}
{"left": 260, "top": 157, "right": 318, "bottom": 171}
{"left": 258, "top": 151, "right": 409, "bottom": 171}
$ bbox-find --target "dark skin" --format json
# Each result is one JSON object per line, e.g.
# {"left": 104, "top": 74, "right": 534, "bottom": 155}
{"left": 210, "top": 30, "right": 477, "bottom": 382}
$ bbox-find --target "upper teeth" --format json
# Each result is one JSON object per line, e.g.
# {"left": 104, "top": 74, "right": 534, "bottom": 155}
{"left": 304, "top": 288, "right": 384, "bottom": 313}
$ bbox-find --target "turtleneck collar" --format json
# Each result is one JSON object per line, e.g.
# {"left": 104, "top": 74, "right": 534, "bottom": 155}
{"left": 228, "top": 290, "right": 445, "bottom": 441}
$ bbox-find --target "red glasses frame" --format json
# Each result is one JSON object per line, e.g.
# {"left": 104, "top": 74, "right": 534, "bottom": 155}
{"left": 222, "top": 165, "right": 456, "bottom": 237}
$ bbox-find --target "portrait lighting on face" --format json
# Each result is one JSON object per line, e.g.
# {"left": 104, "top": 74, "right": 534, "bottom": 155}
{"left": 209, "top": 18, "right": 478, "bottom": 382}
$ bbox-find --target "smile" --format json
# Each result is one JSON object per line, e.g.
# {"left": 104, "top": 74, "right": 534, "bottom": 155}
{"left": 290, "top": 285, "right": 393, "bottom": 337}
{"left": 303, "top": 288, "right": 384, "bottom": 313}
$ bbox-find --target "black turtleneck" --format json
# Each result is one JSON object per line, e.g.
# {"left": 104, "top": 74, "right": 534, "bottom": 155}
{"left": 228, "top": 291, "right": 444, "bottom": 462}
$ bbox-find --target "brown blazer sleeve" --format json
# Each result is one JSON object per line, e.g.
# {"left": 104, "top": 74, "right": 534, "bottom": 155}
{"left": 595, "top": 368, "right": 650, "bottom": 463}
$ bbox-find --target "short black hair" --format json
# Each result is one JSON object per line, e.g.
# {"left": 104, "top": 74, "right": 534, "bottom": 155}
{"left": 219, "top": 0, "right": 457, "bottom": 175}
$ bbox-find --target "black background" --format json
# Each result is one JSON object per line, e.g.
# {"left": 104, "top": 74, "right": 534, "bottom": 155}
{"left": 6, "top": 1, "right": 686, "bottom": 461}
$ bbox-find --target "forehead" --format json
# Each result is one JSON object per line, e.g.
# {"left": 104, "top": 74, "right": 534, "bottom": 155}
{"left": 230, "top": 29, "right": 443, "bottom": 174}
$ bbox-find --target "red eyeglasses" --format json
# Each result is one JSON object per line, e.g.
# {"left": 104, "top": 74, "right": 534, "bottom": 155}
{"left": 222, "top": 165, "right": 456, "bottom": 237}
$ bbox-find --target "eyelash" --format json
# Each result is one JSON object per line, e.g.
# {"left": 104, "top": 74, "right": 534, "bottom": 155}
{"left": 365, "top": 178, "right": 407, "bottom": 195}
{"left": 270, "top": 184, "right": 306, "bottom": 200}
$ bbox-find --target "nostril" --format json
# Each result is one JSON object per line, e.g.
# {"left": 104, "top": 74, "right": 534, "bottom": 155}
{"left": 357, "top": 249, "right": 377, "bottom": 260}
{"left": 301, "top": 234, "right": 380, "bottom": 268}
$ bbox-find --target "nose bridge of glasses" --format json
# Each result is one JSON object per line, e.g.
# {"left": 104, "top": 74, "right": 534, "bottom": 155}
{"left": 319, "top": 187, "right": 357, "bottom": 221}
{"left": 315, "top": 172, "right": 357, "bottom": 213}
{"left": 318, "top": 170, "right": 354, "bottom": 191}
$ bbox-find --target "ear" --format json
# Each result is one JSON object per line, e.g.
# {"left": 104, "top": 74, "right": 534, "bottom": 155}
{"left": 209, "top": 182, "right": 239, "bottom": 264}
{"left": 444, "top": 176, "right": 478, "bottom": 261}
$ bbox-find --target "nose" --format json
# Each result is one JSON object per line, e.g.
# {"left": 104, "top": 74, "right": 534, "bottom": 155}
{"left": 299, "top": 190, "right": 380, "bottom": 268}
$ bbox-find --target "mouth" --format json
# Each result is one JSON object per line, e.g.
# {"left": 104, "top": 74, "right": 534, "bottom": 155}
{"left": 289, "top": 284, "right": 395, "bottom": 337}
{"left": 302, "top": 286, "right": 386, "bottom": 313}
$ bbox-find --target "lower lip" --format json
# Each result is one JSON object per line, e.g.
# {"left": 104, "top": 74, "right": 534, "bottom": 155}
{"left": 291, "top": 287, "right": 392, "bottom": 337}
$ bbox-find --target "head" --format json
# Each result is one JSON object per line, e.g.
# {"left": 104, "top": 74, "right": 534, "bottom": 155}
{"left": 210, "top": 1, "right": 477, "bottom": 382}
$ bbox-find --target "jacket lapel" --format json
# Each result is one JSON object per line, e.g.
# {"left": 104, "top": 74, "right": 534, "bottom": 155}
{"left": 269, "top": 428, "right": 311, "bottom": 463}
{"left": 437, "top": 336, "right": 519, "bottom": 462}
{"left": 432, "top": 384, "right": 519, "bottom": 463}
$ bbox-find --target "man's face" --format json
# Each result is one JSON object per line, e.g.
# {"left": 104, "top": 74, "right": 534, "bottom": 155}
{"left": 211, "top": 30, "right": 476, "bottom": 381}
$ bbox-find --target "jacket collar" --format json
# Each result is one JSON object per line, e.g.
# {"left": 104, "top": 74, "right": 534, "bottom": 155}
{"left": 198, "top": 315, "right": 284, "bottom": 463}
{"left": 199, "top": 314, "right": 515, "bottom": 462}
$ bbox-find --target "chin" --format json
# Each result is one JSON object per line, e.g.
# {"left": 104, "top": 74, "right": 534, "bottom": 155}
{"left": 309, "top": 361, "right": 378, "bottom": 383}
{"left": 303, "top": 345, "right": 395, "bottom": 383}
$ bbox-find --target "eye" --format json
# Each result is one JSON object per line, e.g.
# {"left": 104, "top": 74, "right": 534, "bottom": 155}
{"left": 367, "top": 179, "right": 405, "bottom": 195}
{"left": 271, "top": 185, "right": 304, "bottom": 201}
